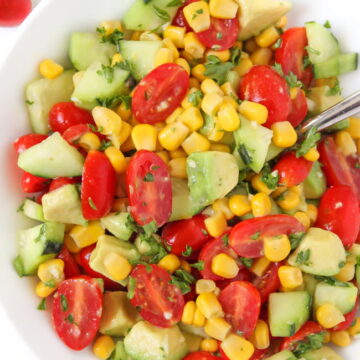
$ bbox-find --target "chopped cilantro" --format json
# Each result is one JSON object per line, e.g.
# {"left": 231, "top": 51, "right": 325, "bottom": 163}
{"left": 324, "top": 20, "right": 332, "bottom": 29}
{"left": 196, "top": 9, "right": 204, "bottom": 14}
{"left": 96, "top": 64, "right": 114, "bottom": 83}
{"left": 143, "top": 221, "right": 158, "bottom": 236}
{"left": 60, "top": 294, "right": 68, "bottom": 312}
{"left": 289, "top": 323, "right": 296, "bottom": 336}
{"left": 293, "top": 332, "right": 325, "bottom": 357}
{"left": 127, "top": 277, "right": 137, "bottom": 299}
{"left": 166, "top": 0, "right": 184, "bottom": 6}
{"left": 44, "top": 280, "right": 56, "bottom": 288}
{"left": 170, "top": 269, "right": 196, "bottom": 294}
{"left": 25, "top": 100, "right": 34, "bottom": 105}
{"left": 314, "top": 276, "right": 350, "bottom": 287}
{"left": 97, "top": 27, "right": 124, "bottom": 51}
{"left": 285, "top": 72, "right": 304, "bottom": 88}
{"left": 115, "top": 60, "right": 134, "bottom": 73}
{"left": 306, "top": 46, "right": 321, "bottom": 55}
{"left": 216, "top": 32, "right": 223, "bottom": 40}
{"left": 289, "top": 232, "right": 305, "bottom": 250}
{"left": 303, "top": 56, "right": 311, "bottom": 68}
{"left": 250, "top": 232, "right": 261, "bottom": 240}
{"left": 144, "top": 172, "right": 154, "bottom": 182}
{"left": 99, "top": 140, "right": 113, "bottom": 151}
{"left": 240, "top": 257, "right": 254, "bottom": 268}
{"left": 261, "top": 164, "right": 279, "bottom": 190}
{"left": 118, "top": 95, "right": 132, "bottom": 110}
{"left": 273, "top": 62, "right": 284, "bottom": 76}
{"left": 201, "top": 229, "right": 208, "bottom": 236}
{"left": 222, "top": 234, "right": 229, "bottom": 245}
{"left": 17, "top": 201, "right": 25, "bottom": 213}
{"left": 326, "top": 79, "right": 342, "bottom": 96}
{"left": 204, "top": 55, "right": 234, "bottom": 85}
{"left": 295, "top": 249, "right": 311, "bottom": 265}
{"left": 188, "top": 90, "right": 203, "bottom": 106}
{"left": 191, "top": 261, "right": 205, "bottom": 271}
{"left": 64, "top": 314, "right": 77, "bottom": 325}
{"left": 153, "top": 5, "right": 171, "bottom": 22}
{"left": 273, "top": 38, "right": 283, "bottom": 49}
{"left": 37, "top": 298, "right": 46, "bottom": 311}
{"left": 182, "top": 245, "right": 193, "bottom": 257}
{"left": 95, "top": 96, "right": 121, "bottom": 108}
{"left": 238, "top": 144, "right": 253, "bottom": 165}
{"left": 296, "top": 127, "right": 321, "bottom": 158}
{"left": 230, "top": 47, "right": 241, "bottom": 64}
{"left": 88, "top": 197, "right": 98, "bottom": 211}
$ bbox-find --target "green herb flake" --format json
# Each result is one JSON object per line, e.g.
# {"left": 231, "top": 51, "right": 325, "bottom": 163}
{"left": 188, "top": 90, "right": 203, "bottom": 106}
{"left": 64, "top": 314, "right": 77, "bottom": 325}
{"left": 37, "top": 298, "right": 46, "bottom": 311}
{"left": 250, "top": 232, "right": 261, "bottom": 240}
{"left": 295, "top": 248, "right": 311, "bottom": 265}
{"left": 306, "top": 46, "right": 321, "bottom": 56}
{"left": 273, "top": 62, "right": 284, "bottom": 76}
{"left": 96, "top": 64, "right": 114, "bottom": 84}
{"left": 60, "top": 294, "right": 68, "bottom": 312}
{"left": 25, "top": 100, "right": 34, "bottom": 105}
{"left": 170, "top": 269, "right": 196, "bottom": 294}
{"left": 166, "top": 0, "right": 184, "bottom": 6}
{"left": 191, "top": 261, "right": 205, "bottom": 271}
{"left": 314, "top": 276, "right": 350, "bottom": 287}
{"left": 285, "top": 72, "right": 304, "bottom": 89}
{"left": 99, "top": 140, "right": 113, "bottom": 151}
{"left": 303, "top": 56, "right": 311, "bottom": 68}
{"left": 230, "top": 47, "right": 241, "bottom": 65}
{"left": 202, "top": 229, "right": 208, "bottom": 236}
{"left": 143, "top": 172, "right": 154, "bottom": 182}
{"left": 88, "top": 197, "right": 98, "bottom": 211}
{"left": 127, "top": 277, "right": 137, "bottom": 299}
{"left": 324, "top": 20, "right": 332, "bottom": 29}
{"left": 142, "top": 220, "right": 158, "bottom": 236}
{"left": 296, "top": 127, "right": 321, "bottom": 158}
{"left": 289, "top": 232, "right": 305, "bottom": 250}
{"left": 222, "top": 234, "right": 229, "bottom": 245}
{"left": 119, "top": 95, "right": 132, "bottom": 110}
{"left": 326, "top": 79, "right": 342, "bottom": 96}
{"left": 216, "top": 32, "right": 223, "bottom": 40}
{"left": 273, "top": 38, "right": 283, "bottom": 49}
{"left": 97, "top": 27, "right": 124, "bottom": 51}
{"left": 196, "top": 9, "right": 204, "bottom": 14}
{"left": 204, "top": 55, "right": 234, "bottom": 85}
{"left": 293, "top": 332, "right": 326, "bottom": 357}
{"left": 240, "top": 257, "right": 254, "bottom": 268}
{"left": 17, "top": 201, "right": 25, "bottom": 213}
{"left": 44, "top": 280, "right": 56, "bottom": 288}
{"left": 182, "top": 245, "right": 193, "bottom": 257}
{"left": 261, "top": 164, "right": 279, "bottom": 190}
{"left": 153, "top": 5, "right": 171, "bottom": 22}
{"left": 238, "top": 144, "right": 253, "bottom": 165}
{"left": 289, "top": 323, "right": 296, "bottom": 336}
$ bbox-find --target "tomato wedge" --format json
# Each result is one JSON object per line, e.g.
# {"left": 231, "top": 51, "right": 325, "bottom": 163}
{"left": 253, "top": 262, "right": 281, "bottom": 304}
{"left": 216, "top": 268, "right": 252, "bottom": 290}
{"left": 347, "top": 154, "right": 360, "bottom": 200}
{"left": 57, "top": 247, "right": 81, "bottom": 279}
{"left": 183, "top": 352, "right": 219, "bottom": 360}
{"left": 287, "top": 89, "right": 308, "bottom": 128}
{"left": 219, "top": 281, "right": 261, "bottom": 338}
{"left": 333, "top": 297, "right": 359, "bottom": 331}
{"left": 21, "top": 172, "right": 50, "bottom": 193}
{"left": 130, "top": 264, "right": 184, "bottom": 328}
{"left": 229, "top": 215, "right": 305, "bottom": 258}
{"left": 13, "top": 134, "right": 47, "bottom": 153}
{"left": 315, "top": 185, "right": 360, "bottom": 248}
{"left": 126, "top": 150, "right": 172, "bottom": 227}
{"left": 49, "top": 177, "right": 80, "bottom": 192}
{"left": 0, "top": 0, "right": 31, "bottom": 26}
{"left": 132, "top": 63, "right": 189, "bottom": 124}
{"left": 52, "top": 276, "right": 103, "bottom": 350}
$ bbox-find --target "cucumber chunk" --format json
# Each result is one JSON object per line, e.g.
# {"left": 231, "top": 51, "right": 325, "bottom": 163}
{"left": 313, "top": 53, "right": 358, "bottom": 79}
{"left": 20, "top": 198, "right": 45, "bottom": 222}
{"left": 302, "top": 346, "right": 344, "bottom": 360}
{"left": 111, "top": 341, "right": 132, "bottom": 360}
{"left": 25, "top": 70, "right": 75, "bottom": 134}
{"left": 100, "top": 212, "right": 134, "bottom": 241}
{"left": 18, "top": 132, "right": 84, "bottom": 178}
{"left": 266, "top": 350, "right": 297, "bottom": 360}
{"left": 303, "top": 161, "right": 327, "bottom": 199}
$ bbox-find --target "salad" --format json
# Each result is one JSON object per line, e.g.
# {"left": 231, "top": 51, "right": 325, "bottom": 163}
{"left": 11, "top": 0, "right": 360, "bottom": 359}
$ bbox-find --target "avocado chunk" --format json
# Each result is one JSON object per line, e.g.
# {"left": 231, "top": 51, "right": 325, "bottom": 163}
{"left": 314, "top": 281, "right": 358, "bottom": 315}
{"left": 303, "top": 161, "right": 327, "bottom": 199}
{"left": 170, "top": 178, "right": 204, "bottom": 221}
{"left": 237, "top": 0, "right": 292, "bottom": 40}
{"left": 186, "top": 151, "right": 239, "bottom": 207}
{"left": 265, "top": 350, "right": 297, "bottom": 360}
{"left": 111, "top": 341, "right": 132, "bottom": 360}
{"left": 269, "top": 291, "right": 311, "bottom": 337}
{"left": 100, "top": 212, "right": 134, "bottom": 241}
{"left": 100, "top": 291, "right": 139, "bottom": 336}
{"left": 288, "top": 228, "right": 346, "bottom": 276}
{"left": 124, "top": 321, "right": 188, "bottom": 360}
{"left": 42, "top": 184, "right": 87, "bottom": 226}
{"left": 302, "top": 346, "right": 344, "bottom": 360}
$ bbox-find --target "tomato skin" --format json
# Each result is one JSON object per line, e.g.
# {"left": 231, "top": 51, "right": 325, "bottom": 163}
{"left": 216, "top": 268, "right": 253, "bottom": 290}
{"left": 196, "top": 17, "right": 240, "bottom": 51}
{"left": 49, "top": 102, "right": 95, "bottom": 134}
{"left": 333, "top": 297, "right": 359, "bottom": 330}
{"left": 230, "top": 215, "right": 305, "bottom": 258}
{"left": 183, "top": 352, "right": 219, "bottom": 360}
{"left": 253, "top": 262, "right": 281, "bottom": 304}
{"left": 239, "top": 65, "right": 292, "bottom": 128}
{"left": 52, "top": 276, "right": 103, "bottom": 350}
{"left": 315, "top": 185, "right": 360, "bottom": 248}
{"left": 287, "top": 89, "right": 308, "bottom": 127}
{"left": 49, "top": 177, "right": 80, "bottom": 192}
{"left": 347, "top": 154, "right": 360, "bottom": 200}
{"left": 21, "top": 172, "right": 50, "bottom": 193}
{"left": 57, "top": 247, "right": 81, "bottom": 279}
{"left": 130, "top": 264, "right": 185, "bottom": 328}
{"left": 273, "top": 152, "right": 313, "bottom": 187}
{"left": 132, "top": 64, "right": 189, "bottom": 124}
{"left": 81, "top": 151, "right": 116, "bottom": 220}
{"left": 126, "top": 150, "right": 172, "bottom": 227}
{"left": 161, "top": 214, "right": 211, "bottom": 256}
{"left": 172, "top": 0, "right": 199, "bottom": 31}
{"left": 0, "top": 0, "right": 31, "bottom": 26}
{"left": 13, "top": 134, "right": 48, "bottom": 153}
{"left": 219, "top": 281, "right": 261, "bottom": 338}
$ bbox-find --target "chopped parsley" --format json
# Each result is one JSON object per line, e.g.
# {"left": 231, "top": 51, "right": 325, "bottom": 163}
{"left": 115, "top": 60, "right": 134, "bottom": 73}
{"left": 60, "top": 294, "right": 68, "bottom": 312}
{"left": 273, "top": 62, "right": 284, "bottom": 76}
{"left": 305, "top": 46, "right": 321, "bottom": 56}
{"left": 143, "top": 172, "right": 154, "bottom": 182}
{"left": 293, "top": 332, "right": 325, "bottom": 358}
{"left": 261, "top": 164, "right": 279, "bottom": 190}
{"left": 314, "top": 276, "right": 351, "bottom": 287}
{"left": 25, "top": 99, "right": 34, "bottom": 105}
{"left": 191, "top": 261, "right": 205, "bottom": 271}
{"left": 99, "top": 140, "right": 113, "bottom": 151}
{"left": 188, "top": 90, "right": 203, "bottom": 107}
{"left": 285, "top": 72, "right": 304, "bottom": 88}
{"left": 182, "top": 245, "right": 193, "bottom": 257}
{"left": 216, "top": 32, "right": 223, "bottom": 40}
{"left": 238, "top": 144, "right": 253, "bottom": 165}
{"left": 326, "top": 79, "right": 342, "bottom": 96}
{"left": 127, "top": 277, "right": 137, "bottom": 299}
{"left": 118, "top": 95, "right": 132, "bottom": 110}
{"left": 96, "top": 64, "right": 115, "bottom": 83}
{"left": 296, "top": 127, "right": 321, "bottom": 158}
{"left": 143, "top": 221, "right": 158, "bottom": 236}
{"left": 273, "top": 38, "right": 283, "bottom": 49}
{"left": 295, "top": 249, "right": 311, "bottom": 265}
{"left": 170, "top": 269, "right": 196, "bottom": 294}
{"left": 96, "top": 27, "right": 124, "bottom": 51}
{"left": 204, "top": 55, "right": 234, "bottom": 85}
{"left": 240, "top": 257, "right": 254, "bottom": 268}
{"left": 289, "top": 323, "right": 296, "bottom": 336}
{"left": 324, "top": 20, "right": 332, "bottom": 29}
{"left": 64, "top": 314, "right": 77, "bottom": 325}
{"left": 44, "top": 280, "right": 56, "bottom": 288}
{"left": 37, "top": 298, "right": 46, "bottom": 311}
{"left": 166, "top": 0, "right": 184, "bottom": 6}
{"left": 222, "top": 234, "right": 229, "bottom": 246}
{"left": 250, "top": 232, "right": 261, "bottom": 240}
{"left": 303, "top": 56, "right": 311, "bottom": 68}
{"left": 153, "top": 5, "right": 171, "bottom": 22}
{"left": 230, "top": 47, "right": 241, "bottom": 64}
{"left": 289, "top": 232, "right": 305, "bottom": 250}
{"left": 88, "top": 197, "right": 98, "bottom": 211}
{"left": 95, "top": 96, "right": 121, "bottom": 108}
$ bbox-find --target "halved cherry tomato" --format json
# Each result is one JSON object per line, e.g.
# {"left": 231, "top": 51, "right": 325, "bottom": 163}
{"left": 347, "top": 154, "right": 360, "bottom": 200}
{"left": 21, "top": 172, "right": 50, "bottom": 193}
{"left": 62, "top": 124, "right": 106, "bottom": 146}
{"left": 126, "top": 150, "right": 172, "bottom": 227}
{"left": 172, "top": 0, "right": 199, "bottom": 32}
{"left": 49, "top": 102, "right": 95, "bottom": 134}
{"left": 49, "top": 177, "right": 80, "bottom": 192}
{"left": 132, "top": 64, "right": 189, "bottom": 124}
{"left": 333, "top": 297, "right": 359, "bottom": 330}
{"left": 196, "top": 17, "right": 240, "bottom": 51}
{"left": 249, "top": 349, "right": 269, "bottom": 360}
{"left": 239, "top": 65, "right": 292, "bottom": 128}
{"left": 52, "top": 276, "right": 102, "bottom": 350}
{"left": 183, "top": 352, "right": 219, "bottom": 360}
{"left": 229, "top": 215, "right": 305, "bottom": 258}
{"left": 253, "top": 262, "right": 281, "bottom": 304}
{"left": 0, "top": 0, "right": 31, "bottom": 26}
{"left": 273, "top": 152, "right": 313, "bottom": 187}
{"left": 315, "top": 185, "right": 360, "bottom": 248}
{"left": 219, "top": 281, "right": 261, "bottom": 338}
{"left": 81, "top": 151, "right": 116, "bottom": 220}
{"left": 57, "top": 247, "right": 81, "bottom": 279}
{"left": 161, "top": 214, "right": 211, "bottom": 256}
{"left": 130, "top": 264, "right": 184, "bottom": 328}
{"left": 287, "top": 89, "right": 308, "bottom": 127}
{"left": 216, "top": 268, "right": 252, "bottom": 290}
{"left": 280, "top": 321, "right": 324, "bottom": 352}
{"left": 13, "top": 134, "right": 47, "bottom": 153}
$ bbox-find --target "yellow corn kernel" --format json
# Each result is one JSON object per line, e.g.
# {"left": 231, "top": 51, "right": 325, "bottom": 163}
{"left": 99, "top": 20, "right": 123, "bottom": 35}
{"left": 35, "top": 281, "right": 56, "bottom": 298}
{"left": 93, "top": 335, "right": 116, "bottom": 360}
{"left": 131, "top": 124, "right": 157, "bottom": 151}
{"left": 250, "top": 257, "right": 271, "bottom": 277}
{"left": 130, "top": 31, "right": 142, "bottom": 41}
{"left": 193, "top": 307, "right": 206, "bottom": 327}
{"left": 64, "top": 234, "right": 81, "bottom": 253}
{"left": 182, "top": 301, "right": 196, "bottom": 325}
{"left": 104, "top": 253, "right": 132, "bottom": 281}
{"left": 239, "top": 101, "right": 268, "bottom": 125}
{"left": 271, "top": 186, "right": 287, "bottom": 199}
{"left": 79, "top": 132, "right": 101, "bottom": 151}
{"left": 250, "top": 319, "right": 270, "bottom": 350}
{"left": 179, "top": 107, "right": 204, "bottom": 131}
{"left": 182, "top": 132, "right": 211, "bottom": 154}
{"left": 139, "top": 31, "right": 161, "bottom": 41}
{"left": 207, "top": 119, "right": 225, "bottom": 142}
{"left": 204, "top": 211, "right": 227, "bottom": 237}
{"left": 201, "top": 93, "right": 224, "bottom": 116}
{"left": 69, "top": 221, "right": 105, "bottom": 248}
{"left": 181, "top": 50, "right": 196, "bottom": 63}
{"left": 39, "top": 59, "right": 64, "bottom": 79}
{"left": 335, "top": 262, "right": 355, "bottom": 282}
{"left": 170, "top": 148, "right": 187, "bottom": 159}
{"left": 271, "top": 121, "right": 298, "bottom": 148}
{"left": 169, "top": 158, "right": 188, "bottom": 179}
{"left": 264, "top": 234, "right": 291, "bottom": 262}
{"left": 192, "top": 64, "right": 207, "bottom": 82}
{"left": 317, "top": 304, "right": 346, "bottom": 329}
{"left": 293, "top": 211, "right": 311, "bottom": 230}
{"left": 217, "top": 104, "right": 241, "bottom": 132}
{"left": 206, "top": 49, "right": 231, "bottom": 62}
{"left": 303, "top": 147, "right": 320, "bottom": 162}
{"left": 116, "top": 103, "right": 131, "bottom": 123}
{"left": 182, "top": 88, "right": 200, "bottom": 109}
{"left": 209, "top": 0, "right": 239, "bottom": 19}
{"left": 154, "top": 152, "right": 168, "bottom": 165}
{"left": 112, "top": 198, "right": 129, "bottom": 212}
{"left": 210, "top": 143, "right": 231, "bottom": 153}
{"left": 196, "top": 279, "right": 216, "bottom": 294}
{"left": 92, "top": 106, "right": 122, "bottom": 136}
{"left": 111, "top": 53, "right": 124, "bottom": 66}
{"left": 276, "top": 16, "right": 288, "bottom": 28}
{"left": 256, "top": 26, "right": 280, "bottom": 48}
{"left": 221, "top": 334, "right": 255, "bottom": 360}
{"left": 164, "top": 25, "right": 186, "bottom": 48}
{"left": 201, "top": 78, "right": 224, "bottom": 95}
{"left": 211, "top": 253, "right": 239, "bottom": 279}
{"left": 154, "top": 47, "right": 174, "bottom": 68}
{"left": 166, "top": 107, "right": 183, "bottom": 125}
{"left": 277, "top": 190, "right": 300, "bottom": 210}
{"left": 164, "top": 38, "right": 180, "bottom": 60}
{"left": 189, "top": 77, "right": 201, "bottom": 89}
{"left": 183, "top": 1, "right": 211, "bottom": 33}
{"left": 158, "top": 122, "right": 190, "bottom": 151}
{"left": 212, "top": 198, "right": 234, "bottom": 220}
{"left": 234, "top": 58, "right": 253, "bottom": 77}
{"left": 251, "top": 174, "right": 273, "bottom": 195}
{"left": 335, "top": 131, "right": 357, "bottom": 156}
{"left": 205, "top": 318, "right": 232, "bottom": 341}
{"left": 331, "top": 331, "right": 351, "bottom": 347}
{"left": 200, "top": 338, "right": 219, "bottom": 352}
{"left": 158, "top": 254, "right": 181, "bottom": 274}
{"left": 304, "top": 206, "right": 317, "bottom": 227}
{"left": 290, "top": 87, "right": 300, "bottom": 100}
{"left": 250, "top": 47, "right": 273, "bottom": 65}
{"left": 349, "top": 318, "right": 360, "bottom": 337}
{"left": 251, "top": 193, "right": 272, "bottom": 217}
{"left": 245, "top": 38, "right": 258, "bottom": 53}
{"left": 38, "top": 259, "right": 65, "bottom": 284}
{"left": 229, "top": 194, "right": 251, "bottom": 216}
{"left": 175, "top": 58, "right": 190, "bottom": 74}
{"left": 184, "top": 32, "right": 206, "bottom": 59}
{"left": 278, "top": 266, "right": 303, "bottom": 290}
{"left": 196, "top": 292, "right": 224, "bottom": 319}
{"left": 104, "top": 147, "right": 127, "bottom": 173}
{"left": 346, "top": 117, "right": 360, "bottom": 139}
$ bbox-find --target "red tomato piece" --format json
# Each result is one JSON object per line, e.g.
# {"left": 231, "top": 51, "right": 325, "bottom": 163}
{"left": 172, "top": 0, "right": 199, "bottom": 32}
{"left": 126, "top": 150, "right": 172, "bottom": 227}
{"left": 183, "top": 352, "right": 219, "bottom": 360}
{"left": 62, "top": 124, "right": 106, "bottom": 146}
{"left": 218, "top": 281, "right": 261, "bottom": 338}
{"left": 196, "top": 17, "right": 240, "bottom": 51}
{"left": 161, "top": 214, "right": 211, "bottom": 256}
{"left": 52, "top": 276, "right": 102, "bottom": 350}
{"left": 130, "top": 264, "right": 184, "bottom": 328}
{"left": 239, "top": 65, "right": 292, "bottom": 128}
{"left": 49, "top": 177, "right": 80, "bottom": 192}
{"left": 49, "top": 102, "right": 95, "bottom": 134}
{"left": 253, "top": 262, "right": 281, "bottom": 304}
{"left": 81, "top": 150, "right": 116, "bottom": 220}
{"left": 249, "top": 349, "right": 269, "bottom": 360}
{"left": 333, "top": 297, "right": 359, "bottom": 330}
{"left": 230, "top": 214, "right": 305, "bottom": 258}
{"left": 216, "top": 268, "right": 253, "bottom": 290}
{"left": 315, "top": 185, "right": 360, "bottom": 248}
{"left": 0, "top": 0, "right": 31, "bottom": 26}
{"left": 13, "top": 134, "right": 47, "bottom": 153}
{"left": 347, "top": 154, "right": 360, "bottom": 199}
{"left": 273, "top": 152, "right": 313, "bottom": 187}
{"left": 21, "top": 172, "right": 50, "bottom": 193}
{"left": 287, "top": 88, "right": 308, "bottom": 127}
{"left": 132, "top": 64, "right": 189, "bottom": 124}
{"left": 57, "top": 247, "right": 81, "bottom": 279}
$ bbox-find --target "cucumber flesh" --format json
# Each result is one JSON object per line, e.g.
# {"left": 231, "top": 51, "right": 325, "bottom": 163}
{"left": 314, "top": 53, "right": 358, "bottom": 79}
{"left": 100, "top": 212, "right": 134, "bottom": 241}
{"left": 21, "top": 199, "right": 45, "bottom": 222}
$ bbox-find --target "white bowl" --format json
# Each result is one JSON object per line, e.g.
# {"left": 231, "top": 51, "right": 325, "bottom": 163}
{"left": 0, "top": 0, "right": 359, "bottom": 359}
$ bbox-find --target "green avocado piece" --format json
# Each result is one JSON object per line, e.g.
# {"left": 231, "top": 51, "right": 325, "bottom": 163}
{"left": 100, "top": 212, "right": 134, "bottom": 241}
{"left": 303, "top": 161, "right": 327, "bottom": 199}
{"left": 265, "top": 350, "right": 297, "bottom": 360}
{"left": 302, "top": 346, "right": 344, "bottom": 360}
